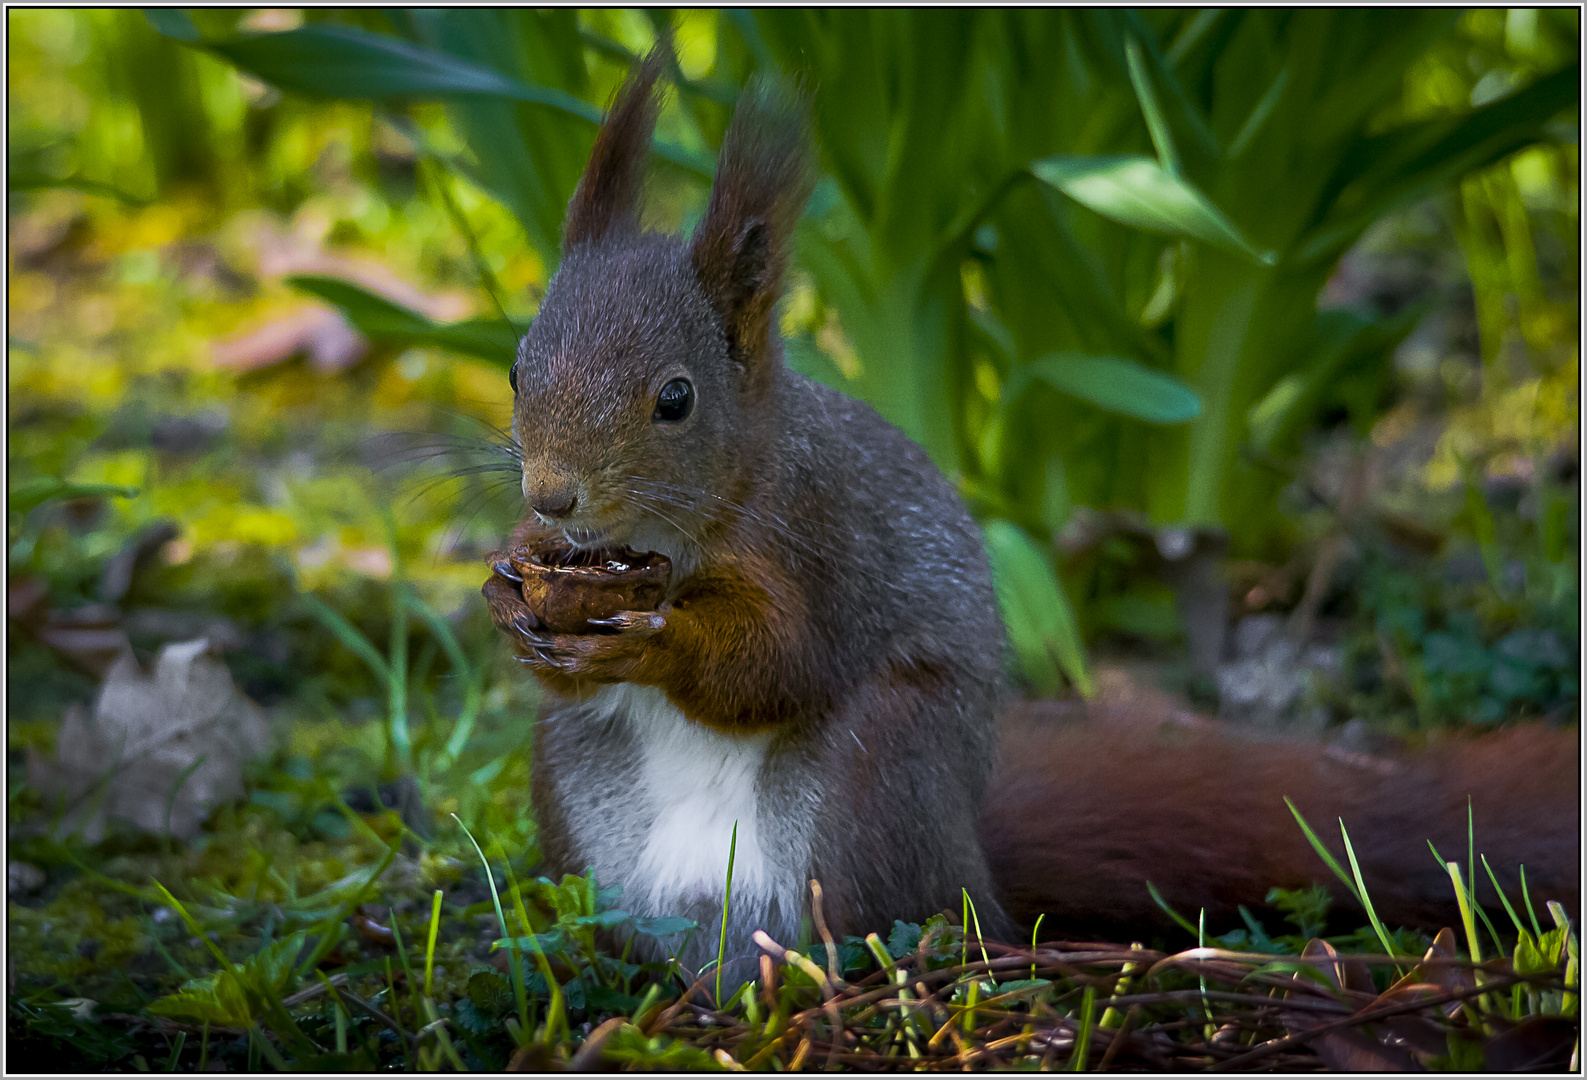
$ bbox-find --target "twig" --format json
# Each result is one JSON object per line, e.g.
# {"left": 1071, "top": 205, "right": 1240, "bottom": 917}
{"left": 1210, "top": 976, "right": 1522, "bottom": 1071}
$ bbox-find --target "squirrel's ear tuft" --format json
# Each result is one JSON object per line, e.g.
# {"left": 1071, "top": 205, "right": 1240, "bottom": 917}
{"left": 564, "top": 45, "right": 668, "bottom": 249}
{"left": 692, "top": 76, "right": 815, "bottom": 372}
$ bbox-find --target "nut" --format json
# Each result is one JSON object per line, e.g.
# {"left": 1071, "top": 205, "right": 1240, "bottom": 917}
{"left": 505, "top": 540, "right": 670, "bottom": 634}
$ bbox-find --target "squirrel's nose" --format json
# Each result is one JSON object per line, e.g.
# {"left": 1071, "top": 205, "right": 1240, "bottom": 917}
{"left": 527, "top": 478, "right": 579, "bottom": 521}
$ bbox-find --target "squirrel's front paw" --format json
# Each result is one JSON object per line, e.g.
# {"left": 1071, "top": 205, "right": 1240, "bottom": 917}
{"left": 483, "top": 570, "right": 663, "bottom": 681}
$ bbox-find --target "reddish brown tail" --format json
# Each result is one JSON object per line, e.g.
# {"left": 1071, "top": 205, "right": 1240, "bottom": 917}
{"left": 983, "top": 702, "right": 1580, "bottom": 941}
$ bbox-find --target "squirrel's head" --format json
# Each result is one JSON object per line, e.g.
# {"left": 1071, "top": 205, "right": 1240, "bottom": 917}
{"left": 510, "top": 50, "right": 813, "bottom": 565}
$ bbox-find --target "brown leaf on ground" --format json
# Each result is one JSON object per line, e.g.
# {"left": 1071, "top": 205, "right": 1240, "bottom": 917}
{"left": 210, "top": 214, "right": 474, "bottom": 374}
{"left": 27, "top": 638, "right": 272, "bottom": 840}
{"left": 38, "top": 604, "right": 130, "bottom": 678}
{"left": 211, "top": 304, "right": 368, "bottom": 373}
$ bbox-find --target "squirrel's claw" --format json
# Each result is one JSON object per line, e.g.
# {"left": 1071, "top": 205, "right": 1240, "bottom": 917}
{"left": 586, "top": 611, "right": 666, "bottom": 634}
{"left": 492, "top": 559, "right": 524, "bottom": 583}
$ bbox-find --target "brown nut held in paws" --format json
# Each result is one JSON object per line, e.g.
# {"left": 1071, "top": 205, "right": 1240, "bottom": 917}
{"left": 506, "top": 540, "right": 671, "bottom": 634}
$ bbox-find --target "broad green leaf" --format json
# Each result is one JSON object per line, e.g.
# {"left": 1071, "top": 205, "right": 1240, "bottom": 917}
{"left": 981, "top": 519, "right": 1092, "bottom": 697}
{"left": 9, "top": 479, "right": 139, "bottom": 518}
{"left": 146, "top": 932, "right": 306, "bottom": 1027}
{"left": 285, "top": 275, "right": 519, "bottom": 369}
{"left": 1024, "top": 352, "right": 1201, "bottom": 424}
{"left": 202, "top": 24, "right": 600, "bottom": 118}
{"left": 154, "top": 20, "right": 713, "bottom": 179}
{"left": 628, "top": 915, "right": 697, "bottom": 938}
{"left": 148, "top": 973, "right": 254, "bottom": 1026}
{"left": 495, "top": 930, "right": 571, "bottom": 955}
{"left": 6, "top": 172, "right": 152, "bottom": 205}
{"left": 1031, "top": 154, "right": 1276, "bottom": 265}
{"left": 1246, "top": 305, "right": 1424, "bottom": 457}
{"left": 141, "top": 8, "right": 201, "bottom": 42}
{"left": 1298, "top": 62, "right": 1580, "bottom": 265}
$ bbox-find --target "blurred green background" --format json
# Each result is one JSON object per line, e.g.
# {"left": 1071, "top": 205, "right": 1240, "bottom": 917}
{"left": 8, "top": 7, "right": 1579, "bottom": 786}
{"left": 4, "top": 9, "right": 1579, "bottom": 1070}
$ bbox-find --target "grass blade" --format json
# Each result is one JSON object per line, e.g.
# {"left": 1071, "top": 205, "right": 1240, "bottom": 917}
{"left": 1124, "top": 36, "right": 1179, "bottom": 175}
{"left": 1520, "top": 865, "right": 1545, "bottom": 939}
{"left": 1338, "top": 819, "right": 1401, "bottom": 963}
{"left": 1479, "top": 855, "right": 1525, "bottom": 937}
{"left": 451, "top": 815, "right": 530, "bottom": 1041}
{"left": 424, "top": 890, "right": 443, "bottom": 999}
{"left": 163, "top": 1029, "right": 186, "bottom": 1071}
{"left": 1283, "top": 798, "right": 1363, "bottom": 905}
{"left": 1146, "top": 880, "right": 1200, "bottom": 937}
{"left": 300, "top": 593, "right": 390, "bottom": 684}
{"left": 1067, "top": 984, "right": 1096, "bottom": 1070}
{"left": 716, "top": 820, "right": 738, "bottom": 1008}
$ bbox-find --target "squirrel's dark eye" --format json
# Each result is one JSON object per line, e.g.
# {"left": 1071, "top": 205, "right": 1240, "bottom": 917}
{"left": 509, "top": 364, "right": 519, "bottom": 394}
{"left": 654, "top": 378, "right": 694, "bottom": 423}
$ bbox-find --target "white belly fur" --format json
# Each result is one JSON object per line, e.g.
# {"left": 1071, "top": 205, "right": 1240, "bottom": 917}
{"left": 564, "top": 684, "right": 808, "bottom": 962}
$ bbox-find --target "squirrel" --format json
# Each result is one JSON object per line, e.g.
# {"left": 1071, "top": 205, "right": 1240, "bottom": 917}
{"left": 481, "top": 52, "right": 1580, "bottom": 973}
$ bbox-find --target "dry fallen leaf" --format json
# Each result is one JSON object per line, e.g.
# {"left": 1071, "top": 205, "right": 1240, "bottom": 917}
{"left": 28, "top": 638, "right": 272, "bottom": 841}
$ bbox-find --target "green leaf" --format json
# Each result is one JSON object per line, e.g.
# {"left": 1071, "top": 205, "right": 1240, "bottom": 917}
{"left": 285, "top": 275, "right": 519, "bottom": 369}
{"left": 142, "top": 8, "right": 201, "bottom": 42}
{"left": 148, "top": 974, "right": 253, "bottom": 1026}
{"left": 1124, "top": 36, "right": 1179, "bottom": 175}
{"left": 9, "top": 478, "right": 139, "bottom": 518}
{"left": 1024, "top": 352, "right": 1201, "bottom": 424}
{"left": 991, "top": 978, "right": 1052, "bottom": 994}
{"left": 6, "top": 172, "right": 153, "bottom": 205}
{"left": 572, "top": 909, "right": 630, "bottom": 930}
{"left": 466, "top": 969, "right": 515, "bottom": 1017}
{"left": 1246, "top": 305, "right": 1424, "bottom": 457}
{"left": 1298, "top": 62, "right": 1580, "bottom": 265}
{"left": 1031, "top": 154, "right": 1275, "bottom": 265}
{"left": 982, "top": 519, "right": 1092, "bottom": 697}
{"left": 201, "top": 24, "right": 599, "bottom": 118}
{"left": 628, "top": 915, "right": 696, "bottom": 939}
{"left": 300, "top": 593, "right": 391, "bottom": 683}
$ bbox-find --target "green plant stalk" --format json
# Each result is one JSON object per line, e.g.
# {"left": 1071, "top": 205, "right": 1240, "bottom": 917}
{"left": 1146, "top": 880, "right": 1201, "bottom": 937}
{"left": 1099, "top": 945, "right": 1141, "bottom": 1030}
{"left": 1481, "top": 855, "right": 1527, "bottom": 936}
{"left": 424, "top": 890, "right": 443, "bottom": 999}
{"left": 401, "top": 583, "right": 484, "bottom": 764}
{"left": 295, "top": 840, "right": 399, "bottom": 977}
{"left": 389, "top": 912, "right": 426, "bottom": 1039}
{"left": 388, "top": 580, "right": 412, "bottom": 772}
{"left": 421, "top": 997, "right": 469, "bottom": 1071}
{"left": 716, "top": 820, "right": 738, "bottom": 1008}
{"left": 960, "top": 891, "right": 969, "bottom": 970}
{"left": 316, "top": 971, "right": 356, "bottom": 1056}
{"left": 1548, "top": 901, "right": 1578, "bottom": 1017}
{"left": 383, "top": 956, "right": 412, "bottom": 1071}
{"left": 1339, "top": 820, "right": 1402, "bottom": 968}
{"left": 1444, "top": 861, "right": 1493, "bottom": 1026}
{"left": 961, "top": 890, "right": 993, "bottom": 1036}
{"left": 246, "top": 1025, "right": 273, "bottom": 1071}
{"left": 1431, "top": 840, "right": 1506, "bottom": 961}
{"left": 1030, "top": 914, "right": 1045, "bottom": 982}
{"left": 452, "top": 815, "right": 531, "bottom": 1044}
{"left": 1520, "top": 866, "right": 1545, "bottom": 940}
{"left": 1199, "top": 908, "right": 1215, "bottom": 1043}
{"left": 1067, "top": 984, "right": 1096, "bottom": 1071}
{"left": 163, "top": 1030, "right": 186, "bottom": 1071}
{"left": 1283, "top": 799, "right": 1364, "bottom": 905}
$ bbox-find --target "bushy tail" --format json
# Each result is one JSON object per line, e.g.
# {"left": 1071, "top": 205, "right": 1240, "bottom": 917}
{"left": 982, "top": 705, "right": 1580, "bottom": 940}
